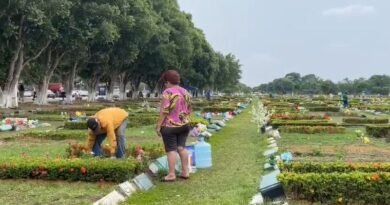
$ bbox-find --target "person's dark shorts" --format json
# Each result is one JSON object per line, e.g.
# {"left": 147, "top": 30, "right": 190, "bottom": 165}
{"left": 160, "top": 124, "right": 190, "bottom": 152}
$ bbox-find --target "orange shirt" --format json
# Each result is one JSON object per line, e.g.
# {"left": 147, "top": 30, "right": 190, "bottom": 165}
{"left": 86, "top": 108, "right": 128, "bottom": 155}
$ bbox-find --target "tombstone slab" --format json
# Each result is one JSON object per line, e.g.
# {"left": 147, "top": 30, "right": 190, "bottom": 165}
{"left": 133, "top": 173, "right": 154, "bottom": 191}
{"left": 267, "top": 143, "right": 277, "bottom": 148}
{"left": 263, "top": 147, "right": 278, "bottom": 157}
{"left": 117, "top": 181, "right": 137, "bottom": 197}
{"left": 259, "top": 169, "right": 285, "bottom": 200}
{"left": 250, "top": 193, "right": 264, "bottom": 205}
{"left": 93, "top": 191, "right": 125, "bottom": 205}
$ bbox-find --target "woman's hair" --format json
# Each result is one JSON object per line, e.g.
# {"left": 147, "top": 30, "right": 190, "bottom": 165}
{"left": 160, "top": 69, "right": 181, "bottom": 85}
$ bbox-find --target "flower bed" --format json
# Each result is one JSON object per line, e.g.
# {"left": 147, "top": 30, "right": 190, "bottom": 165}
{"left": 271, "top": 113, "right": 324, "bottom": 120}
{"left": 356, "top": 105, "right": 390, "bottom": 112}
{"left": 189, "top": 117, "right": 209, "bottom": 127}
{"left": 342, "top": 117, "right": 389, "bottom": 124}
{"left": 366, "top": 124, "right": 390, "bottom": 138}
{"left": 202, "top": 107, "right": 236, "bottom": 113}
{"left": 270, "top": 120, "right": 337, "bottom": 127}
{"left": 279, "top": 126, "right": 345, "bottom": 134}
{"left": 307, "top": 106, "right": 340, "bottom": 112}
{"left": 279, "top": 162, "right": 390, "bottom": 173}
{"left": 64, "top": 115, "right": 158, "bottom": 129}
{"left": 19, "top": 130, "right": 86, "bottom": 140}
{"left": 0, "top": 157, "right": 140, "bottom": 182}
{"left": 278, "top": 172, "right": 390, "bottom": 204}
{"left": 127, "top": 115, "right": 157, "bottom": 127}
{"left": 64, "top": 121, "right": 87, "bottom": 130}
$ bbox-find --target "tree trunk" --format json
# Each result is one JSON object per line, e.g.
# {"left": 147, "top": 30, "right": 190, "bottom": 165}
{"left": 0, "top": 87, "right": 3, "bottom": 106}
{"left": 130, "top": 77, "right": 141, "bottom": 99}
{"left": 118, "top": 72, "right": 129, "bottom": 101}
{"left": 87, "top": 76, "right": 99, "bottom": 102}
{"left": 64, "top": 61, "right": 78, "bottom": 104}
{"left": 35, "top": 48, "right": 65, "bottom": 105}
{"left": 106, "top": 71, "right": 117, "bottom": 101}
{"left": 1, "top": 17, "right": 50, "bottom": 108}
{"left": 36, "top": 76, "right": 50, "bottom": 105}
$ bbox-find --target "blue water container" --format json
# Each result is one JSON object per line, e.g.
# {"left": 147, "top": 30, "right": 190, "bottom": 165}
{"left": 185, "top": 145, "right": 196, "bottom": 166}
{"left": 194, "top": 136, "right": 212, "bottom": 168}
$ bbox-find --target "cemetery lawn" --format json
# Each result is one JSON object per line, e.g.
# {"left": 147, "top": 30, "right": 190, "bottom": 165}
{"left": 0, "top": 179, "right": 115, "bottom": 205}
{"left": 279, "top": 128, "right": 390, "bottom": 162}
{"left": 0, "top": 124, "right": 160, "bottom": 204}
{"left": 126, "top": 109, "right": 265, "bottom": 205}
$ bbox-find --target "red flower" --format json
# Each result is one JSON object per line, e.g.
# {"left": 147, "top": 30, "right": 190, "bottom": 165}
{"left": 40, "top": 170, "right": 48, "bottom": 176}
{"left": 80, "top": 167, "right": 87, "bottom": 175}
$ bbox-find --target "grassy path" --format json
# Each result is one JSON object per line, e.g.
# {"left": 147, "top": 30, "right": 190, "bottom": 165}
{"left": 126, "top": 109, "right": 266, "bottom": 205}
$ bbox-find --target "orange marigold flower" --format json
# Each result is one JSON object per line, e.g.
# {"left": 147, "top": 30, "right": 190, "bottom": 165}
{"left": 370, "top": 173, "right": 380, "bottom": 181}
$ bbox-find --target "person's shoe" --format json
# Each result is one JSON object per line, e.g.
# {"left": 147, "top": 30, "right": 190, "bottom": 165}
{"left": 178, "top": 175, "right": 190, "bottom": 180}
{"left": 161, "top": 175, "right": 176, "bottom": 182}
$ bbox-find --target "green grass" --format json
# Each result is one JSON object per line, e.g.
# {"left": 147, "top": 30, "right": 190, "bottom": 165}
{"left": 279, "top": 128, "right": 358, "bottom": 146}
{"left": 0, "top": 179, "right": 115, "bottom": 205}
{"left": 0, "top": 124, "right": 161, "bottom": 204}
{"left": 279, "top": 127, "right": 390, "bottom": 147}
{"left": 125, "top": 109, "right": 265, "bottom": 205}
{"left": 0, "top": 125, "right": 160, "bottom": 159}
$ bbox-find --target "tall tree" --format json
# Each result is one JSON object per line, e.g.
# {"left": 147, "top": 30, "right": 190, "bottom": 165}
{"left": 0, "top": 0, "right": 54, "bottom": 108}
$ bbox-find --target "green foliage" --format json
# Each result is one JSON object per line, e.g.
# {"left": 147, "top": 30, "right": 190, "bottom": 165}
{"left": 253, "top": 73, "right": 390, "bottom": 95}
{"left": 0, "top": 157, "right": 140, "bottom": 182}
{"left": 279, "top": 162, "right": 390, "bottom": 173}
{"left": 64, "top": 121, "right": 86, "bottom": 130}
{"left": 343, "top": 117, "right": 389, "bottom": 124}
{"left": 280, "top": 126, "right": 345, "bottom": 134}
{"left": 271, "top": 120, "right": 337, "bottom": 127}
{"left": 278, "top": 172, "right": 390, "bottom": 204}
{"left": 357, "top": 105, "right": 390, "bottom": 112}
{"left": 202, "top": 107, "right": 236, "bottom": 113}
{"left": 62, "top": 115, "right": 158, "bottom": 130}
{"left": 366, "top": 124, "right": 390, "bottom": 138}
{"left": 189, "top": 117, "right": 209, "bottom": 127}
{"left": 271, "top": 113, "right": 324, "bottom": 120}
{"left": 29, "top": 115, "right": 68, "bottom": 121}
{"left": 127, "top": 143, "right": 165, "bottom": 160}
{"left": 308, "top": 106, "right": 340, "bottom": 112}
{"left": 1, "top": 0, "right": 243, "bottom": 106}
{"left": 19, "top": 130, "right": 85, "bottom": 140}
{"left": 128, "top": 115, "right": 157, "bottom": 128}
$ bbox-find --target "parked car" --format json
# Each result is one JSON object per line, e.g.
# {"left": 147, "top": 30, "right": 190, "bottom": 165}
{"left": 47, "top": 90, "right": 56, "bottom": 98}
{"left": 48, "top": 83, "right": 63, "bottom": 96}
{"left": 72, "top": 90, "right": 88, "bottom": 97}
{"left": 23, "top": 90, "right": 33, "bottom": 97}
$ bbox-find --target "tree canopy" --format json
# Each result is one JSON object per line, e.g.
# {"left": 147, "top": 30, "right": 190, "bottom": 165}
{"left": 0, "top": 0, "right": 242, "bottom": 107}
{"left": 253, "top": 73, "right": 390, "bottom": 95}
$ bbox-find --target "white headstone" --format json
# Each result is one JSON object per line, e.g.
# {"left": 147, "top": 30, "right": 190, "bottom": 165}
{"left": 117, "top": 181, "right": 137, "bottom": 197}
{"left": 133, "top": 173, "right": 154, "bottom": 191}
{"left": 267, "top": 143, "right": 277, "bottom": 148}
{"left": 249, "top": 193, "right": 264, "bottom": 205}
{"left": 93, "top": 191, "right": 125, "bottom": 205}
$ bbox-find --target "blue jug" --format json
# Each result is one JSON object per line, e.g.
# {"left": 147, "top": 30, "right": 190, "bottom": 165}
{"left": 194, "top": 136, "right": 212, "bottom": 168}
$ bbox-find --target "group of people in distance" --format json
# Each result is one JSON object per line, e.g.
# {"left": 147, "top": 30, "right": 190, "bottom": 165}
{"left": 86, "top": 69, "right": 191, "bottom": 182}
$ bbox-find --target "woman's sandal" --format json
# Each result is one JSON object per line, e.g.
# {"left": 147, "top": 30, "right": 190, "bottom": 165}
{"left": 178, "top": 175, "right": 190, "bottom": 180}
{"left": 161, "top": 176, "right": 176, "bottom": 182}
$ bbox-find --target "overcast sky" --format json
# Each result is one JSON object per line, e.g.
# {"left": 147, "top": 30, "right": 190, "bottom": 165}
{"left": 177, "top": 0, "right": 390, "bottom": 87}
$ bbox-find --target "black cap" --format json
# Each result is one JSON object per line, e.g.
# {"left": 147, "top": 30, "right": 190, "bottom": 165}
{"left": 87, "top": 118, "right": 99, "bottom": 131}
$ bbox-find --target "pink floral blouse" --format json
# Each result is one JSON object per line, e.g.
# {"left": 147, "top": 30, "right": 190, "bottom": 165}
{"left": 160, "top": 86, "right": 191, "bottom": 127}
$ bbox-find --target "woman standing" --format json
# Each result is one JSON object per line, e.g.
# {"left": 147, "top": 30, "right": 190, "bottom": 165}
{"left": 156, "top": 69, "right": 192, "bottom": 182}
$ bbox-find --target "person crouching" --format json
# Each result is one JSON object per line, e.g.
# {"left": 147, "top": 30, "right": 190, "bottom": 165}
{"left": 86, "top": 107, "right": 128, "bottom": 158}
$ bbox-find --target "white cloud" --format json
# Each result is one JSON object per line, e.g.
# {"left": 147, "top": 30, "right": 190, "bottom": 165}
{"left": 322, "top": 5, "right": 376, "bottom": 17}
